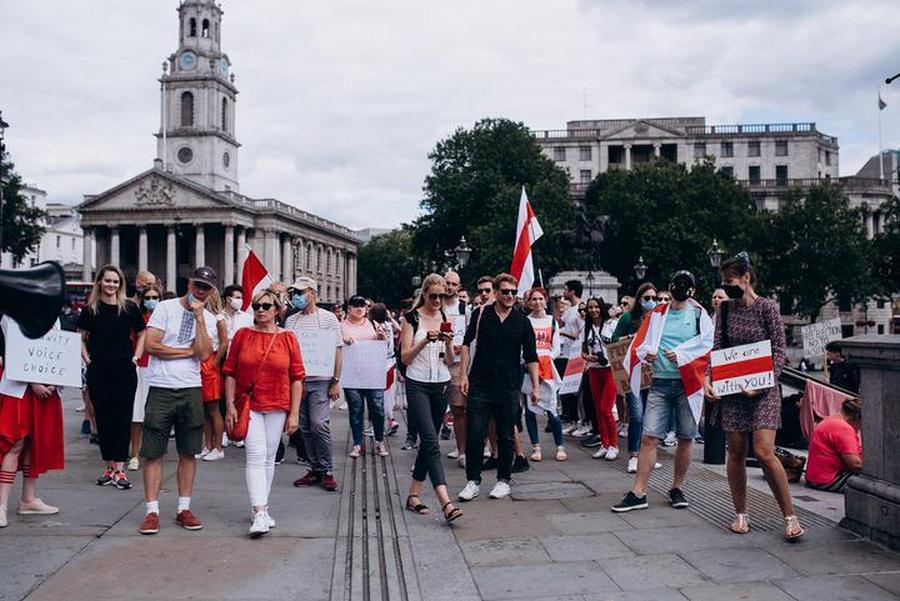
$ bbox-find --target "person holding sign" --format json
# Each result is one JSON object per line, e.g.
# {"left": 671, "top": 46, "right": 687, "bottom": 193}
{"left": 77, "top": 265, "right": 147, "bottom": 492}
{"left": 702, "top": 253, "right": 803, "bottom": 541}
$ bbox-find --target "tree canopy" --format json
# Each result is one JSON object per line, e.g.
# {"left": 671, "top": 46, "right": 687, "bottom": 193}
{"left": 1, "top": 153, "right": 46, "bottom": 264}
{"left": 356, "top": 228, "right": 420, "bottom": 307}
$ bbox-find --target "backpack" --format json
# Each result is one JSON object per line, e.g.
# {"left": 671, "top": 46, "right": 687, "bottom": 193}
{"left": 396, "top": 308, "right": 448, "bottom": 377}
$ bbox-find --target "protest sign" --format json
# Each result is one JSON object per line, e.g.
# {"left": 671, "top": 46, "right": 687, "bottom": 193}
{"left": 606, "top": 336, "right": 652, "bottom": 395}
{"left": 294, "top": 329, "right": 337, "bottom": 378}
{"left": 341, "top": 340, "right": 390, "bottom": 389}
{"left": 559, "top": 344, "right": 585, "bottom": 395}
{"left": 5, "top": 321, "right": 81, "bottom": 388}
{"left": 801, "top": 318, "right": 842, "bottom": 360}
{"left": 710, "top": 340, "right": 775, "bottom": 397}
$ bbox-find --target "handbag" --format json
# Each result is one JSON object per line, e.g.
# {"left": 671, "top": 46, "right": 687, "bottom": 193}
{"left": 227, "top": 332, "right": 279, "bottom": 442}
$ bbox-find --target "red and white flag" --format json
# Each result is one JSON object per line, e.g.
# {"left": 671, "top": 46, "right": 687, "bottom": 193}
{"left": 509, "top": 186, "right": 543, "bottom": 295}
{"left": 623, "top": 300, "right": 714, "bottom": 423}
{"left": 559, "top": 343, "right": 586, "bottom": 396}
{"left": 240, "top": 247, "right": 274, "bottom": 311}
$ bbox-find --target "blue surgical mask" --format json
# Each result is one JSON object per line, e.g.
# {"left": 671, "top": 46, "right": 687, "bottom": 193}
{"left": 292, "top": 292, "right": 309, "bottom": 310}
{"left": 144, "top": 299, "right": 158, "bottom": 311}
{"left": 641, "top": 299, "right": 657, "bottom": 311}
{"left": 187, "top": 292, "right": 198, "bottom": 305}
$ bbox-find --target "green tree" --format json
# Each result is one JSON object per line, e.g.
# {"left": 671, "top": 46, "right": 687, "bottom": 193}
{"left": 414, "top": 118, "right": 574, "bottom": 287}
{"left": 1, "top": 152, "right": 46, "bottom": 263}
{"left": 870, "top": 195, "right": 900, "bottom": 296}
{"left": 584, "top": 159, "right": 761, "bottom": 295}
{"left": 757, "top": 183, "right": 874, "bottom": 321}
{"left": 356, "top": 228, "right": 420, "bottom": 307}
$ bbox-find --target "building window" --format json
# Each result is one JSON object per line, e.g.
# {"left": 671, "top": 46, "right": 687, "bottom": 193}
{"left": 748, "top": 141, "right": 760, "bottom": 157}
{"left": 608, "top": 146, "right": 624, "bottom": 164}
{"left": 878, "top": 325, "right": 885, "bottom": 335}
{"left": 749, "top": 165, "right": 761, "bottom": 185}
{"left": 202, "top": 19, "right": 210, "bottom": 38}
{"left": 221, "top": 98, "right": 228, "bottom": 131}
{"left": 825, "top": 150, "right": 831, "bottom": 166}
{"left": 180, "top": 92, "right": 194, "bottom": 127}
{"left": 306, "top": 244, "right": 312, "bottom": 272}
{"left": 719, "top": 166, "right": 734, "bottom": 178}
{"left": 579, "top": 146, "right": 592, "bottom": 161}
{"left": 776, "top": 165, "right": 788, "bottom": 186}
{"left": 579, "top": 169, "right": 592, "bottom": 184}
{"left": 775, "top": 140, "right": 788, "bottom": 156}
{"left": 693, "top": 143, "right": 707, "bottom": 159}
{"left": 720, "top": 142, "right": 734, "bottom": 158}
{"left": 553, "top": 147, "right": 566, "bottom": 162}
{"left": 189, "top": 18, "right": 197, "bottom": 37}
{"left": 71, "top": 238, "right": 75, "bottom": 250}
{"left": 877, "top": 299, "right": 887, "bottom": 309}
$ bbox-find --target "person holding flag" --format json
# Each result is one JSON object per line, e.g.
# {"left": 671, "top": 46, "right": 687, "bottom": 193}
{"left": 612, "top": 271, "right": 713, "bottom": 514}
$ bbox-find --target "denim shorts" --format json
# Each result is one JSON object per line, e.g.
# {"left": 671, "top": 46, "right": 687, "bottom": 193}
{"left": 642, "top": 378, "right": 697, "bottom": 440}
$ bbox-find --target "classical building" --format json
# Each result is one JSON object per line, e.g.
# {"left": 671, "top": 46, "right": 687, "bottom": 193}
{"left": 77, "top": 0, "right": 358, "bottom": 302}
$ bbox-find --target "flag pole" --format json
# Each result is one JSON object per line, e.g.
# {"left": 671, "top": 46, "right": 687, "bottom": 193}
{"left": 538, "top": 268, "right": 544, "bottom": 289}
{"left": 879, "top": 85, "right": 885, "bottom": 181}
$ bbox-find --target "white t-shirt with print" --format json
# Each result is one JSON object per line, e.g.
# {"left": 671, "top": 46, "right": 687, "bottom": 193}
{"left": 145, "top": 298, "right": 218, "bottom": 389}
{"left": 560, "top": 303, "right": 584, "bottom": 357}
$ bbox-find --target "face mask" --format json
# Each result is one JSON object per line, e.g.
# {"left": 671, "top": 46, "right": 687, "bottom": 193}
{"left": 641, "top": 299, "right": 657, "bottom": 311}
{"left": 292, "top": 292, "right": 309, "bottom": 311}
{"left": 670, "top": 285, "right": 692, "bottom": 302}
{"left": 144, "top": 299, "right": 158, "bottom": 311}
{"left": 723, "top": 284, "right": 744, "bottom": 300}
{"left": 229, "top": 298, "right": 243, "bottom": 311}
{"left": 186, "top": 292, "right": 198, "bottom": 305}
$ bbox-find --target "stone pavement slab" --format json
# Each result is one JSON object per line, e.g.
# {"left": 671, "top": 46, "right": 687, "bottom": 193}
{"left": 765, "top": 539, "right": 900, "bottom": 576}
{"left": 602, "top": 553, "right": 707, "bottom": 590}
{"left": 679, "top": 581, "right": 795, "bottom": 601}
{"left": 582, "top": 589, "right": 689, "bottom": 601}
{"left": 679, "top": 547, "right": 800, "bottom": 583}
{"left": 545, "top": 510, "right": 632, "bottom": 534}
{"left": 539, "top": 533, "right": 634, "bottom": 562}
{"left": 0, "top": 536, "right": 92, "bottom": 601}
{"left": 773, "top": 574, "right": 900, "bottom": 601}
{"left": 471, "top": 561, "right": 619, "bottom": 600}
{"left": 459, "top": 537, "right": 551, "bottom": 567}
{"left": 613, "top": 524, "right": 735, "bottom": 555}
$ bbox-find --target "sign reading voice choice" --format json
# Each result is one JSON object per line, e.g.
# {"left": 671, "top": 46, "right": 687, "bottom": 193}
{"left": 710, "top": 340, "right": 775, "bottom": 397}
{"left": 5, "top": 321, "right": 81, "bottom": 388}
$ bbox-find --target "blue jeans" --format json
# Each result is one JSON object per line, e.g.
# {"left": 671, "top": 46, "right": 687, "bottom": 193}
{"left": 345, "top": 388, "right": 385, "bottom": 445}
{"left": 524, "top": 405, "right": 563, "bottom": 447}
{"left": 642, "top": 378, "right": 697, "bottom": 440}
{"left": 625, "top": 389, "right": 648, "bottom": 455}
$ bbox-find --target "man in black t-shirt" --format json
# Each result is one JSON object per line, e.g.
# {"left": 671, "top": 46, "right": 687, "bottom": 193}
{"left": 826, "top": 341, "right": 860, "bottom": 394}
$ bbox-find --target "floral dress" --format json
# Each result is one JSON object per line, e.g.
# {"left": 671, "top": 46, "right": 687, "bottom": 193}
{"left": 713, "top": 297, "right": 786, "bottom": 432}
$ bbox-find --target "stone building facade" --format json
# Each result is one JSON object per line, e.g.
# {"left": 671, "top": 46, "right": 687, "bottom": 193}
{"left": 77, "top": 0, "right": 358, "bottom": 302}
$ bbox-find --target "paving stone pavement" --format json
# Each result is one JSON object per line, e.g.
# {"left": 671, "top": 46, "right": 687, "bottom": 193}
{"left": 2, "top": 388, "right": 900, "bottom": 600}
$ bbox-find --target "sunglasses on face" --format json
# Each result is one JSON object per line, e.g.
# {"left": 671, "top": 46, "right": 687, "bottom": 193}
{"left": 478, "top": 288, "right": 492, "bottom": 295}
{"left": 498, "top": 289, "right": 517, "bottom": 297}
{"left": 427, "top": 293, "right": 449, "bottom": 301}
{"left": 193, "top": 283, "right": 212, "bottom": 292}
{"left": 642, "top": 294, "right": 658, "bottom": 301}
{"left": 144, "top": 295, "right": 160, "bottom": 301}
{"left": 252, "top": 302, "right": 274, "bottom": 311}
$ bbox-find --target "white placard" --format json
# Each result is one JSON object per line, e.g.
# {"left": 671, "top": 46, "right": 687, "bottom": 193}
{"left": 5, "top": 321, "right": 81, "bottom": 388}
{"left": 710, "top": 340, "right": 775, "bottom": 397}
{"left": 341, "top": 340, "right": 389, "bottom": 389}
{"left": 801, "top": 318, "right": 842, "bottom": 359}
{"left": 294, "top": 329, "right": 337, "bottom": 378}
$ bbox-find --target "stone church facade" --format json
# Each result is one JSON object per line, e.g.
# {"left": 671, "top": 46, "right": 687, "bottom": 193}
{"left": 78, "top": 0, "right": 358, "bottom": 302}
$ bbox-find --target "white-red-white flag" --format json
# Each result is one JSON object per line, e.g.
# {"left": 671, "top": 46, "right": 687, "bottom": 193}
{"left": 240, "top": 247, "right": 274, "bottom": 311}
{"left": 509, "top": 186, "right": 543, "bottom": 295}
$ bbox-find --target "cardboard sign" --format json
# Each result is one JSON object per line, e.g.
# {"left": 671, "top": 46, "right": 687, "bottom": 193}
{"left": 559, "top": 344, "right": 585, "bottom": 395}
{"left": 341, "top": 340, "right": 390, "bottom": 389}
{"left": 606, "top": 336, "right": 652, "bottom": 395}
{"left": 294, "top": 329, "right": 337, "bottom": 378}
{"left": 801, "top": 318, "right": 842, "bottom": 360}
{"left": 5, "top": 321, "right": 81, "bottom": 388}
{"left": 710, "top": 340, "right": 775, "bottom": 396}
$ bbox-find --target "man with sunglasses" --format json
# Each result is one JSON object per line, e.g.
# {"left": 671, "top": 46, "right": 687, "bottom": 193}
{"left": 474, "top": 276, "right": 494, "bottom": 307}
{"left": 139, "top": 267, "right": 218, "bottom": 534}
{"left": 443, "top": 271, "right": 470, "bottom": 467}
{"left": 458, "top": 273, "right": 539, "bottom": 501}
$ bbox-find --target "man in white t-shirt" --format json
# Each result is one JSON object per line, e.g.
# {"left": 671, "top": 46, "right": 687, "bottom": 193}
{"left": 559, "top": 279, "right": 584, "bottom": 427}
{"left": 138, "top": 267, "right": 218, "bottom": 535}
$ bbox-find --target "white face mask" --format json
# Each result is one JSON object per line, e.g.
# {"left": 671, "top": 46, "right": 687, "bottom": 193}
{"left": 230, "top": 298, "right": 243, "bottom": 311}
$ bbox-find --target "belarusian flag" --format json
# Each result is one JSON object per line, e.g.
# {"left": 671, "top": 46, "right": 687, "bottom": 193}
{"left": 240, "top": 247, "right": 273, "bottom": 311}
{"left": 509, "top": 186, "right": 543, "bottom": 295}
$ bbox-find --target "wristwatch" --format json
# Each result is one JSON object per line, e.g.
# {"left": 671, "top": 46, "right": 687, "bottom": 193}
{"left": 330, "top": 377, "right": 340, "bottom": 385}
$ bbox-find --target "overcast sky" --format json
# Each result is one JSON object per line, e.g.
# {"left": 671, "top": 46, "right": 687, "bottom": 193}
{"left": 2, "top": 0, "right": 899, "bottom": 230}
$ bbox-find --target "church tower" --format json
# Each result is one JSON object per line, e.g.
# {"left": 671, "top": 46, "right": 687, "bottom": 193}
{"left": 157, "top": 0, "right": 240, "bottom": 192}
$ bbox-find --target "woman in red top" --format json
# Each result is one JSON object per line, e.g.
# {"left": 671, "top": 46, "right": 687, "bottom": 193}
{"left": 224, "top": 288, "right": 304, "bottom": 538}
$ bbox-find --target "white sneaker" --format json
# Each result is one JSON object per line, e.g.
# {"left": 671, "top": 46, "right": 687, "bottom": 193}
{"left": 249, "top": 511, "right": 269, "bottom": 537}
{"left": 573, "top": 426, "right": 592, "bottom": 437}
{"left": 127, "top": 457, "right": 140, "bottom": 471}
{"left": 75, "top": 404, "right": 85, "bottom": 412}
{"left": 447, "top": 448, "right": 460, "bottom": 459}
{"left": 222, "top": 433, "right": 230, "bottom": 448}
{"left": 0, "top": 504, "right": 7, "bottom": 528}
{"left": 592, "top": 446, "right": 609, "bottom": 459}
{"left": 265, "top": 510, "right": 276, "bottom": 528}
{"left": 202, "top": 448, "right": 225, "bottom": 461}
{"left": 663, "top": 432, "right": 677, "bottom": 447}
{"left": 489, "top": 481, "right": 511, "bottom": 499}
{"left": 654, "top": 462, "right": 662, "bottom": 469}
{"left": 349, "top": 445, "right": 362, "bottom": 458}
{"left": 458, "top": 455, "right": 466, "bottom": 469}
{"left": 604, "top": 447, "right": 619, "bottom": 461}
{"left": 375, "top": 442, "right": 389, "bottom": 457}
{"left": 483, "top": 447, "right": 491, "bottom": 458}
{"left": 458, "top": 481, "right": 480, "bottom": 501}
{"left": 234, "top": 440, "right": 245, "bottom": 448}
{"left": 561, "top": 422, "right": 577, "bottom": 435}
{"left": 627, "top": 457, "right": 639, "bottom": 473}
{"left": 195, "top": 447, "right": 211, "bottom": 459}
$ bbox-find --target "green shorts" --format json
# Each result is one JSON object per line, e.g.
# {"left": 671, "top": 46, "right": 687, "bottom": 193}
{"left": 140, "top": 386, "right": 204, "bottom": 458}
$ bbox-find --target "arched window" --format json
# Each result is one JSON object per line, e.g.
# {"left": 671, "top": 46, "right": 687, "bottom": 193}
{"left": 221, "top": 98, "right": 228, "bottom": 131}
{"left": 180, "top": 92, "right": 194, "bottom": 127}
{"left": 317, "top": 245, "right": 323, "bottom": 272}
{"left": 202, "top": 19, "right": 210, "bottom": 38}
{"left": 306, "top": 243, "right": 312, "bottom": 272}
{"left": 189, "top": 18, "right": 197, "bottom": 37}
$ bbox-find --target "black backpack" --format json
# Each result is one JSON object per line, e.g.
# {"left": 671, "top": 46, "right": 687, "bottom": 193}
{"left": 396, "top": 308, "right": 447, "bottom": 377}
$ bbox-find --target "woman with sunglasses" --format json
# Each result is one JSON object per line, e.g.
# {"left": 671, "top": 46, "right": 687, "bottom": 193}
{"left": 399, "top": 274, "right": 462, "bottom": 523}
{"left": 224, "top": 288, "right": 304, "bottom": 537}
{"left": 582, "top": 298, "right": 619, "bottom": 460}
{"left": 524, "top": 288, "right": 566, "bottom": 462}
{"left": 128, "top": 283, "right": 163, "bottom": 471}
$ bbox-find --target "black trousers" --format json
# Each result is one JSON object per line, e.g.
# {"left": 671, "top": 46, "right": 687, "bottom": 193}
{"left": 465, "top": 384, "right": 517, "bottom": 483}
{"left": 87, "top": 361, "right": 137, "bottom": 462}
{"left": 405, "top": 379, "right": 447, "bottom": 487}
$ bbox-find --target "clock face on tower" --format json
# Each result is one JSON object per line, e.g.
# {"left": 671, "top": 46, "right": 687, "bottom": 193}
{"left": 179, "top": 51, "right": 197, "bottom": 70}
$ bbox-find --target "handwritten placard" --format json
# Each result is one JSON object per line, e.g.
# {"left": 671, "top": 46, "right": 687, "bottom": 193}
{"left": 801, "top": 318, "right": 842, "bottom": 359}
{"left": 606, "top": 336, "right": 652, "bottom": 395}
{"left": 341, "top": 340, "right": 390, "bottom": 389}
{"left": 5, "top": 320, "right": 81, "bottom": 387}
{"left": 294, "top": 329, "right": 337, "bottom": 378}
{"left": 710, "top": 340, "right": 775, "bottom": 396}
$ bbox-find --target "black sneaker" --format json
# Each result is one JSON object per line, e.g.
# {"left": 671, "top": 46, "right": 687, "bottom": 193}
{"left": 386, "top": 421, "right": 400, "bottom": 436}
{"left": 89, "top": 433, "right": 100, "bottom": 445}
{"left": 439, "top": 425, "right": 452, "bottom": 440}
{"left": 96, "top": 469, "right": 114, "bottom": 486}
{"left": 611, "top": 491, "right": 648, "bottom": 513}
{"left": 114, "top": 472, "right": 132, "bottom": 490}
{"left": 581, "top": 435, "right": 602, "bottom": 448}
{"left": 81, "top": 420, "right": 91, "bottom": 435}
{"left": 669, "top": 487, "right": 689, "bottom": 508}
{"left": 511, "top": 455, "right": 530, "bottom": 473}
{"left": 482, "top": 456, "right": 498, "bottom": 471}
{"left": 401, "top": 440, "right": 417, "bottom": 450}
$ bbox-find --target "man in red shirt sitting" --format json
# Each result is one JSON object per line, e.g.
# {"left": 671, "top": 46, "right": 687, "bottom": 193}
{"left": 805, "top": 398, "right": 862, "bottom": 492}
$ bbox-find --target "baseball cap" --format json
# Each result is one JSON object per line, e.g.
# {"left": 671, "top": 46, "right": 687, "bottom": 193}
{"left": 347, "top": 295, "right": 367, "bottom": 307}
{"left": 190, "top": 266, "right": 218, "bottom": 287}
{"left": 670, "top": 270, "right": 696, "bottom": 288}
{"left": 289, "top": 276, "right": 318, "bottom": 293}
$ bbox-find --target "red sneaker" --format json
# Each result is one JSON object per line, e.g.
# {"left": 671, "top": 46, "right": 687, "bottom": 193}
{"left": 293, "top": 470, "right": 320, "bottom": 487}
{"left": 138, "top": 512, "right": 160, "bottom": 535}
{"left": 175, "top": 509, "right": 203, "bottom": 530}
{"left": 320, "top": 473, "right": 338, "bottom": 492}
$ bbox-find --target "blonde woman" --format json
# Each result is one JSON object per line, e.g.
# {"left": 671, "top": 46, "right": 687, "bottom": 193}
{"left": 199, "top": 288, "right": 229, "bottom": 461}
{"left": 76, "top": 265, "right": 146, "bottom": 490}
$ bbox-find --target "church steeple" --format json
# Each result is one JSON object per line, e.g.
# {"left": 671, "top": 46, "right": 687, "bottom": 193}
{"left": 157, "top": 0, "right": 240, "bottom": 192}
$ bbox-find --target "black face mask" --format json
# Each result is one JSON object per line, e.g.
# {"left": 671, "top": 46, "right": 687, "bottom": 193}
{"left": 723, "top": 284, "right": 744, "bottom": 300}
{"left": 670, "top": 284, "right": 692, "bottom": 302}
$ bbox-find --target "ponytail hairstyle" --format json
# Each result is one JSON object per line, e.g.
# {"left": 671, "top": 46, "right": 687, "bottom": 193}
{"left": 719, "top": 251, "right": 756, "bottom": 285}
{"left": 411, "top": 273, "right": 445, "bottom": 311}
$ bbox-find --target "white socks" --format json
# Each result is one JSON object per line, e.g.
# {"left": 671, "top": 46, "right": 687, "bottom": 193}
{"left": 177, "top": 496, "right": 191, "bottom": 512}
{"left": 146, "top": 500, "right": 159, "bottom": 515}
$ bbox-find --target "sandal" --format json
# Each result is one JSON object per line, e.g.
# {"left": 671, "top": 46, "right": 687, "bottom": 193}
{"left": 555, "top": 447, "right": 568, "bottom": 461}
{"left": 729, "top": 513, "right": 749, "bottom": 534}
{"left": 405, "top": 496, "right": 429, "bottom": 515}
{"left": 784, "top": 515, "right": 804, "bottom": 541}
{"left": 530, "top": 445, "right": 543, "bottom": 462}
{"left": 441, "top": 501, "right": 463, "bottom": 523}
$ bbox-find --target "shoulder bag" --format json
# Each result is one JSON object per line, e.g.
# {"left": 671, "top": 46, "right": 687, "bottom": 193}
{"left": 227, "top": 331, "right": 279, "bottom": 442}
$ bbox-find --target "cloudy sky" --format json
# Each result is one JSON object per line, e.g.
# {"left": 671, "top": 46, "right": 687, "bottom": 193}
{"left": 2, "top": 0, "right": 899, "bottom": 230}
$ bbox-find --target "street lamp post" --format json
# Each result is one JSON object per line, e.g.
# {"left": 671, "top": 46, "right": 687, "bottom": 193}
{"left": 586, "top": 270, "right": 595, "bottom": 297}
{"left": 707, "top": 238, "right": 724, "bottom": 275}
{"left": 633, "top": 256, "right": 647, "bottom": 281}
{"left": 703, "top": 237, "right": 727, "bottom": 465}
{"left": 453, "top": 236, "right": 472, "bottom": 270}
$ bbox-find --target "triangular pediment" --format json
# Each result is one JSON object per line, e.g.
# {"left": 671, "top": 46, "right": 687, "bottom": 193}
{"left": 79, "top": 168, "right": 237, "bottom": 213}
{"left": 600, "top": 120, "right": 687, "bottom": 141}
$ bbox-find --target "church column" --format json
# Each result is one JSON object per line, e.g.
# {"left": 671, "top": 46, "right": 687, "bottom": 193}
{"left": 624, "top": 144, "right": 633, "bottom": 170}
{"left": 166, "top": 226, "right": 177, "bottom": 292}
{"left": 263, "top": 230, "right": 278, "bottom": 278}
{"left": 237, "top": 227, "right": 247, "bottom": 280}
{"left": 82, "top": 228, "right": 93, "bottom": 281}
{"left": 282, "top": 236, "right": 293, "bottom": 284}
{"left": 224, "top": 225, "right": 235, "bottom": 285}
{"left": 195, "top": 224, "right": 206, "bottom": 266}
{"left": 110, "top": 226, "right": 121, "bottom": 266}
{"left": 348, "top": 254, "right": 357, "bottom": 296}
{"left": 138, "top": 226, "right": 148, "bottom": 272}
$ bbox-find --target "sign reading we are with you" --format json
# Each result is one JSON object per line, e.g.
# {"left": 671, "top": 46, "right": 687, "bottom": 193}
{"left": 710, "top": 340, "right": 775, "bottom": 397}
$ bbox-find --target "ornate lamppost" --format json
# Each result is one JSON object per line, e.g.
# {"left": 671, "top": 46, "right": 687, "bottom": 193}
{"left": 633, "top": 256, "right": 647, "bottom": 281}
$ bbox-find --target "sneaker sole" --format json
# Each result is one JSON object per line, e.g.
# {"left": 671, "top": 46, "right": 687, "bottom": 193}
{"left": 138, "top": 528, "right": 159, "bottom": 535}
{"left": 116, "top": 484, "right": 133, "bottom": 490}
{"left": 176, "top": 522, "right": 204, "bottom": 530}
{"left": 249, "top": 529, "right": 269, "bottom": 538}
{"left": 457, "top": 492, "right": 479, "bottom": 502}
{"left": 489, "top": 493, "right": 510, "bottom": 499}
{"left": 671, "top": 502, "right": 689, "bottom": 509}
{"left": 611, "top": 502, "right": 649, "bottom": 513}
{"left": 17, "top": 509, "right": 59, "bottom": 515}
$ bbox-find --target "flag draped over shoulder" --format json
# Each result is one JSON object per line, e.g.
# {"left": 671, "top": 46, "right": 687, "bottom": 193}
{"left": 623, "top": 300, "right": 714, "bottom": 423}
{"left": 509, "top": 187, "right": 543, "bottom": 294}
{"left": 240, "top": 248, "right": 274, "bottom": 311}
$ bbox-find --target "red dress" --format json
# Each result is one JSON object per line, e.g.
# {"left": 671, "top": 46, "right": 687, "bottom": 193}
{"left": 0, "top": 367, "right": 65, "bottom": 477}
